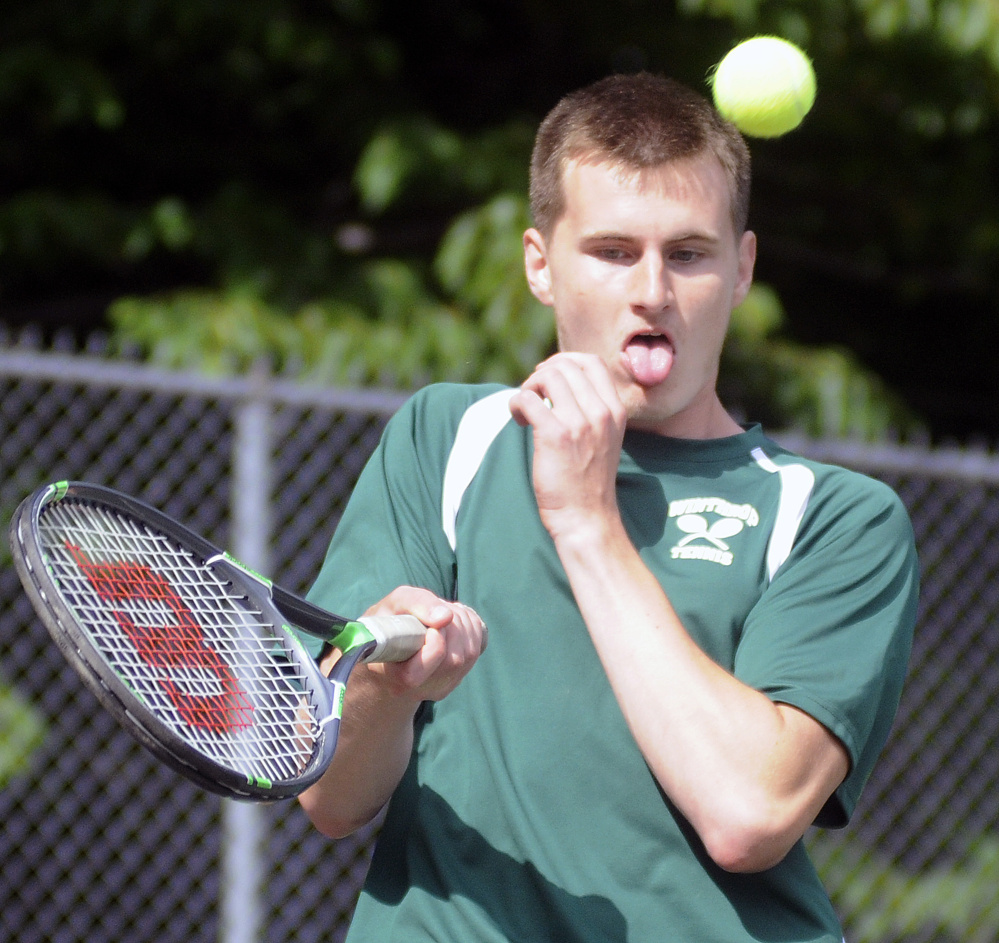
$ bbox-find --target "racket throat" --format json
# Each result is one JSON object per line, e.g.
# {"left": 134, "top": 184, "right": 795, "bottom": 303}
{"left": 326, "top": 620, "right": 379, "bottom": 660}
{"left": 316, "top": 644, "right": 369, "bottom": 749}
{"left": 318, "top": 678, "right": 347, "bottom": 729}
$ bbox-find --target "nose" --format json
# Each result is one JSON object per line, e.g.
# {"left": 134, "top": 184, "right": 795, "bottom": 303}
{"left": 630, "top": 251, "right": 672, "bottom": 312}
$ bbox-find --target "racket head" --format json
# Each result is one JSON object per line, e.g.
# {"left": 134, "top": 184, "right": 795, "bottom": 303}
{"left": 9, "top": 481, "right": 346, "bottom": 801}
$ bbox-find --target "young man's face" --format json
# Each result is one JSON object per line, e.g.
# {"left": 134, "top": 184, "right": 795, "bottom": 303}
{"left": 524, "top": 153, "right": 756, "bottom": 438}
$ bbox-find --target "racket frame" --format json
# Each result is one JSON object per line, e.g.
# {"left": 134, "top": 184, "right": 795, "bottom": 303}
{"left": 9, "top": 481, "right": 410, "bottom": 800}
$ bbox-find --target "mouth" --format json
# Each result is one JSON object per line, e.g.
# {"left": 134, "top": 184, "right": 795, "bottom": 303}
{"left": 623, "top": 330, "right": 675, "bottom": 387}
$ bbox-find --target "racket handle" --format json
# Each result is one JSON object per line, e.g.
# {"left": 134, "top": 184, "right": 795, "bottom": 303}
{"left": 357, "top": 614, "right": 427, "bottom": 663}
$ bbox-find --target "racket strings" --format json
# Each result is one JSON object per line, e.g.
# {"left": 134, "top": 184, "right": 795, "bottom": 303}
{"left": 37, "top": 500, "right": 323, "bottom": 785}
{"left": 63, "top": 541, "right": 258, "bottom": 733}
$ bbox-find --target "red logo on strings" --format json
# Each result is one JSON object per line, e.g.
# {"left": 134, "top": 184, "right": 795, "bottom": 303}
{"left": 67, "top": 543, "right": 254, "bottom": 734}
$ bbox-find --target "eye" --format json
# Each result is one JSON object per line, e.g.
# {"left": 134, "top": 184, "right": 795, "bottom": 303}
{"left": 669, "top": 247, "right": 704, "bottom": 264}
{"left": 592, "top": 245, "right": 632, "bottom": 262}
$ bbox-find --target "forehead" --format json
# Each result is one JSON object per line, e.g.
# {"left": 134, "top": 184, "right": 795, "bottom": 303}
{"left": 558, "top": 155, "right": 736, "bottom": 234}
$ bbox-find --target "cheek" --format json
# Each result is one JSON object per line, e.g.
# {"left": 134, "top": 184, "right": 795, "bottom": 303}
{"left": 554, "top": 309, "right": 598, "bottom": 352}
{"left": 677, "top": 290, "right": 732, "bottom": 365}
{"left": 552, "top": 280, "right": 617, "bottom": 349}
{"left": 693, "top": 319, "right": 731, "bottom": 368}
{"left": 689, "top": 278, "right": 733, "bottom": 331}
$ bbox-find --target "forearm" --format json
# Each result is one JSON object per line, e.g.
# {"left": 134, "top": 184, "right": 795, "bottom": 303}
{"left": 512, "top": 354, "right": 848, "bottom": 869}
{"left": 298, "top": 662, "right": 420, "bottom": 838}
{"left": 298, "top": 588, "right": 489, "bottom": 838}
{"left": 555, "top": 515, "right": 848, "bottom": 871}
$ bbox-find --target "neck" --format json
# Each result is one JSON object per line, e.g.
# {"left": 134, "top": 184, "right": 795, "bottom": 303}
{"left": 630, "top": 397, "right": 743, "bottom": 441}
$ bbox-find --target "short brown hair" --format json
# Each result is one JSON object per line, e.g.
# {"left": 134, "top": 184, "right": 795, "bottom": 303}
{"left": 529, "top": 72, "right": 751, "bottom": 238}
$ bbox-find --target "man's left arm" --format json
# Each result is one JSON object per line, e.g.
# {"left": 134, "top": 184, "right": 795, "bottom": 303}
{"left": 511, "top": 354, "right": 852, "bottom": 873}
{"left": 552, "top": 516, "right": 850, "bottom": 873}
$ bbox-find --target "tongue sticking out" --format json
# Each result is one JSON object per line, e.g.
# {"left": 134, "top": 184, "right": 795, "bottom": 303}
{"left": 625, "top": 335, "right": 674, "bottom": 387}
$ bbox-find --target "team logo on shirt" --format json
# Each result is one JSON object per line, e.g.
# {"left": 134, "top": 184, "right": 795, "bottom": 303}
{"left": 668, "top": 497, "right": 759, "bottom": 566}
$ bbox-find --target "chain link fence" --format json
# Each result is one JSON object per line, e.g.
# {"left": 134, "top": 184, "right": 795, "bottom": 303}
{"left": 1, "top": 339, "right": 997, "bottom": 943}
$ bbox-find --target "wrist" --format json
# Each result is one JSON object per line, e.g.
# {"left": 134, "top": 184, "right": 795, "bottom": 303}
{"left": 549, "top": 509, "right": 629, "bottom": 563}
{"left": 355, "top": 661, "right": 427, "bottom": 712}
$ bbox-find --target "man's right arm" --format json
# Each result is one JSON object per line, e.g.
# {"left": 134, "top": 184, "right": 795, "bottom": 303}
{"left": 298, "top": 586, "right": 488, "bottom": 838}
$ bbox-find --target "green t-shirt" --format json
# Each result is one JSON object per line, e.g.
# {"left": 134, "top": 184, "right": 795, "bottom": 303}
{"left": 307, "top": 383, "right": 919, "bottom": 943}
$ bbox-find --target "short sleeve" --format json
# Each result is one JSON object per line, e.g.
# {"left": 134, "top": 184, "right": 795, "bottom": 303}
{"left": 302, "top": 386, "right": 471, "bottom": 657}
{"left": 733, "top": 472, "right": 919, "bottom": 826}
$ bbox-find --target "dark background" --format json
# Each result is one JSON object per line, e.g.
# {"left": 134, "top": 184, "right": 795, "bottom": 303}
{"left": 1, "top": 0, "right": 996, "bottom": 442}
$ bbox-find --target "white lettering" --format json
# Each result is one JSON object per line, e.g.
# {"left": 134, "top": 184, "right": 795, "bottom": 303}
{"left": 670, "top": 545, "right": 734, "bottom": 566}
{"left": 668, "top": 497, "right": 759, "bottom": 527}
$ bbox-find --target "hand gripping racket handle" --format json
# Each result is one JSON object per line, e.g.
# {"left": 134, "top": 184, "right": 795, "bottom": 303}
{"left": 357, "top": 614, "right": 427, "bottom": 663}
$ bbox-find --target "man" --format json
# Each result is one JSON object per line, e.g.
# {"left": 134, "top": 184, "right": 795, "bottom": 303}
{"left": 299, "top": 72, "right": 919, "bottom": 942}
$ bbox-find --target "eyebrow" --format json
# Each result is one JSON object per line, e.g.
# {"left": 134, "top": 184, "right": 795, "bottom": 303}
{"left": 580, "top": 229, "right": 721, "bottom": 245}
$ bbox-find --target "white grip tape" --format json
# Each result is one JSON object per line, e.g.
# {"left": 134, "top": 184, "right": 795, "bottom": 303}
{"left": 358, "top": 614, "right": 427, "bottom": 663}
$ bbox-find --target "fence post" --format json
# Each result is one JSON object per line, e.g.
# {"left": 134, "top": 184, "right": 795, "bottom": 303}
{"left": 220, "top": 363, "right": 273, "bottom": 943}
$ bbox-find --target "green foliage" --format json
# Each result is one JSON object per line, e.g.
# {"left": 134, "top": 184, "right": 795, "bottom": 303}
{"left": 3, "top": 0, "right": 998, "bottom": 439}
{"left": 685, "top": 0, "right": 999, "bottom": 66}
{"left": 434, "top": 195, "right": 555, "bottom": 380}
{"left": 0, "top": 683, "right": 46, "bottom": 788}
{"left": 110, "top": 274, "right": 461, "bottom": 388}
{"left": 723, "top": 285, "right": 923, "bottom": 437}
{"left": 110, "top": 192, "right": 555, "bottom": 388}
{"left": 354, "top": 118, "right": 532, "bottom": 214}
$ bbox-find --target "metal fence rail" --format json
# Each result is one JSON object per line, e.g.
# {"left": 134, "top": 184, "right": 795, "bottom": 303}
{"left": 1, "top": 341, "right": 997, "bottom": 943}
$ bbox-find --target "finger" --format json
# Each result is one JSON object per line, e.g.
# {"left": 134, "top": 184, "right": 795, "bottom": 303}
{"left": 546, "top": 353, "right": 625, "bottom": 423}
{"left": 367, "top": 594, "right": 487, "bottom": 673}
{"left": 384, "top": 606, "right": 486, "bottom": 693}
{"left": 521, "top": 359, "right": 588, "bottom": 422}
{"left": 442, "top": 602, "right": 489, "bottom": 656}
{"left": 370, "top": 625, "right": 447, "bottom": 690}
{"left": 509, "top": 388, "right": 553, "bottom": 429}
{"left": 571, "top": 355, "right": 624, "bottom": 411}
{"left": 368, "top": 586, "right": 455, "bottom": 630}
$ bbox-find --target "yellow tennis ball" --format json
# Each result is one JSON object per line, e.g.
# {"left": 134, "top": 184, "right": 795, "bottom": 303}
{"left": 711, "top": 36, "right": 816, "bottom": 138}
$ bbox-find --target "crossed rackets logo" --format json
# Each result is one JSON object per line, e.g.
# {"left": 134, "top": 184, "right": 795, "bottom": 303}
{"left": 668, "top": 497, "right": 759, "bottom": 566}
{"left": 674, "top": 513, "right": 745, "bottom": 550}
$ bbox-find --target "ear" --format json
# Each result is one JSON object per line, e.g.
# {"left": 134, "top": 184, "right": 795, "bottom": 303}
{"left": 523, "top": 228, "right": 554, "bottom": 306}
{"left": 732, "top": 229, "right": 757, "bottom": 308}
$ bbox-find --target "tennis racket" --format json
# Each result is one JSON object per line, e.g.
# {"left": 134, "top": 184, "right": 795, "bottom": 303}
{"left": 9, "top": 480, "right": 427, "bottom": 801}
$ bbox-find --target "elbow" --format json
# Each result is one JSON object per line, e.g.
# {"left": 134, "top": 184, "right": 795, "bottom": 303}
{"left": 696, "top": 799, "right": 802, "bottom": 874}
{"left": 703, "top": 832, "right": 791, "bottom": 874}
{"left": 297, "top": 790, "right": 380, "bottom": 841}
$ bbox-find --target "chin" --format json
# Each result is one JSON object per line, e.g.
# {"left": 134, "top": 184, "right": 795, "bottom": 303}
{"left": 623, "top": 396, "right": 676, "bottom": 434}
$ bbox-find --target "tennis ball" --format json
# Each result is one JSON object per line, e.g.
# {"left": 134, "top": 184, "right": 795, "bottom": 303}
{"left": 710, "top": 36, "right": 816, "bottom": 138}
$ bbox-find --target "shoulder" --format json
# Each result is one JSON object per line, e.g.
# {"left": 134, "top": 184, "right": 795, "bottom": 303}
{"left": 380, "top": 382, "right": 514, "bottom": 454}
{"left": 762, "top": 439, "right": 916, "bottom": 557}
{"left": 392, "top": 382, "right": 513, "bottom": 434}
{"left": 815, "top": 460, "right": 910, "bottom": 527}
{"left": 762, "top": 435, "right": 909, "bottom": 513}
